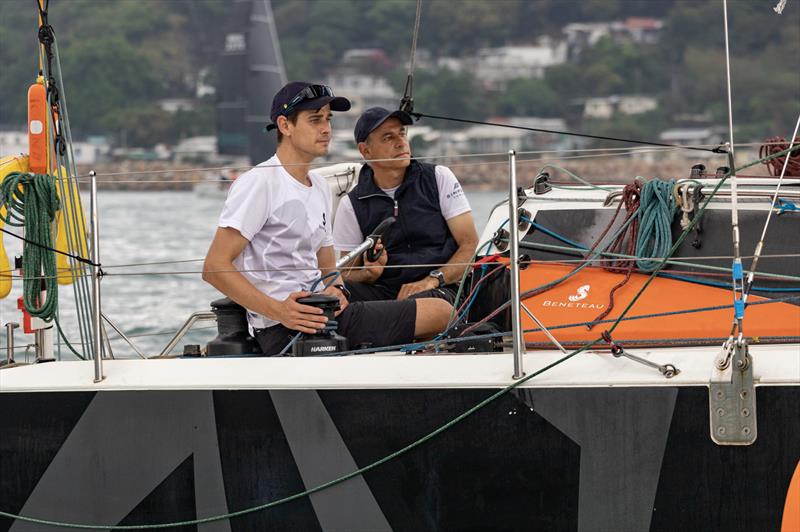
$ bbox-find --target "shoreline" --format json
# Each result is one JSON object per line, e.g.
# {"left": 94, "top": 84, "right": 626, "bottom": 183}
{"left": 78, "top": 150, "right": 772, "bottom": 191}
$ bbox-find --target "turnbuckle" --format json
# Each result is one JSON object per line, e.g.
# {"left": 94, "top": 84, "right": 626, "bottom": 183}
{"left": 610, "top": 342, "right": 680, "bottom": 378}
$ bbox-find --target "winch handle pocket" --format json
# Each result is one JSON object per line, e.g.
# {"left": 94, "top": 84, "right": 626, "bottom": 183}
{"left": 365, "top": 216, "right": 396, "bottom": 263}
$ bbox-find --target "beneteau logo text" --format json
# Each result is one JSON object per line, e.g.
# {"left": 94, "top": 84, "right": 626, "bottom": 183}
{"left": 542, "top": 284, "right": 605, "bottom": 310}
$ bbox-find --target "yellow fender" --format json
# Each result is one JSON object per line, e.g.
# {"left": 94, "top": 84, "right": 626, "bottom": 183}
{"left": 0, "top": 154, "right": 88, "bottom": 299}
{"left": 0, "top": 155, "right": 29, "bottom": 299}
{"left": 0, "top": 203, "right": 10, "bottom": 299}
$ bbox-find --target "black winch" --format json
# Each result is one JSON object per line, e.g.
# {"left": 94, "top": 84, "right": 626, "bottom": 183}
{"left": 292, "top": 294, "right": 349, "bottom": 356}
{"left": 205, "top": 298, "right": 262, "bottom": 356}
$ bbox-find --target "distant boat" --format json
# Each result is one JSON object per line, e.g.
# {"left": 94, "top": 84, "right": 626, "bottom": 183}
{"left": 216, "top": 0, "right": 286, "bottom": 165}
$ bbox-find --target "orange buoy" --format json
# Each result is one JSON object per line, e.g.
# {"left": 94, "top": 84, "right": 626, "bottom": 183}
{"left": 27, "top": 80, "right": 48, "bottom": 174}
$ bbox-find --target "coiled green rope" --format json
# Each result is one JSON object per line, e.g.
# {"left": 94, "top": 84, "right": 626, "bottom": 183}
{"left": 0, "top": 171, "right": 60, "bottom": 321}
{"left": 635, "top": 178, "right": 677, "bottom": 271}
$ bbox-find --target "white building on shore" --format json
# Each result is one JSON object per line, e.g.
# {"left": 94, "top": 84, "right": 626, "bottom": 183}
{"left": 0, "top": 129, "right": 110, "bottom": 165}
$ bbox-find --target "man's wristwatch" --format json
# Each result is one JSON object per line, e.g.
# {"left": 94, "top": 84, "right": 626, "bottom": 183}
{"left": 428, "top": 270, "right": 445, "bottom": 288}
{"left": 333, "top": 283, "right": 351, "bottom": 299}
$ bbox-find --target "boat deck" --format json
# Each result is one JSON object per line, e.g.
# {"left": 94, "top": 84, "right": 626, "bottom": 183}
{"left": 1, "top": 344, "right": 797, "bottom": 392}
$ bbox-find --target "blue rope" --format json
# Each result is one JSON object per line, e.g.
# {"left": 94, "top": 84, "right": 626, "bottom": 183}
{"left": 402, "top": 282, "right": 484, "bottom": 353}
{"left": 309, "top": 270, "right": 341, "bottom": 292}
{"left": 659, "top": 273, "right": 800, "bottom": 292}
{"left": 318, "top": 295, "right": 800, "bottom": 357}
{"left": 522, "top": 216, "right": 798, "bottom": 293}
{"left": 776, "top": 198, "right": 799, "bottom": 214}
{"left": 524, "top": 217, "right": 588, "bottom": 250}
{"left": 278, "top": 333, "right": 302, "bottom": 356}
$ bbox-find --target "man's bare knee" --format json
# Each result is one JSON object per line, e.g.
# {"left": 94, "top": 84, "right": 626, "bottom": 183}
{"left": 414, "top": 298, "right": 453, "bottom": 339}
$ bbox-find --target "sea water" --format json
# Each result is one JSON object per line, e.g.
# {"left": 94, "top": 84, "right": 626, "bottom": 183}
{"left": 0, "top": 189, "right": 507, "bottom": 359}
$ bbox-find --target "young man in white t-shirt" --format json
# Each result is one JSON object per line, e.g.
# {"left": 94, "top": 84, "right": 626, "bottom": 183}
{"left": 333, "top": 107, "right": 479, "bottom": 303}
{"left": 203, "top": 83, "right": 452, "bottom": 355}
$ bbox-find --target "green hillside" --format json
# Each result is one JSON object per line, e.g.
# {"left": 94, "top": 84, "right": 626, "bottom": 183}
{"left": 0, "top": 0, "right": 797, "bottom": 147}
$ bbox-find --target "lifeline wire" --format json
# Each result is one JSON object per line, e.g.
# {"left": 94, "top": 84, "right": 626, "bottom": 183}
{"left": 411, "top": 111, "right": 723, "bottom": 153}
{"left": 0, "top": 226, "right": 97, "bottom": 267}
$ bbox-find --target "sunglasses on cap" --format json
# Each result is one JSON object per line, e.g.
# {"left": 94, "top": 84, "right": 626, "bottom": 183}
{"left": 279, "top": 84, "right": 335, "bottom": 117}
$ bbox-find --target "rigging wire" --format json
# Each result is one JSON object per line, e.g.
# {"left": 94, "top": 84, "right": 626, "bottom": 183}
{"left": 35, "top": 10, "right": 96, "bottom": 359}
{"left": 399, "top": 0, "right": 423, "bottom": 113}
{"left": 745, "top": 120, "right": 800, "bottom": 301}
{"left": 722, "top": 0, "right": 746, "bottom": 342}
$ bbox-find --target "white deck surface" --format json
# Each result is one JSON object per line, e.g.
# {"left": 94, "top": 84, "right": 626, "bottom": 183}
{"left": 1, "top": 345, "right": 797, "bottom": 392}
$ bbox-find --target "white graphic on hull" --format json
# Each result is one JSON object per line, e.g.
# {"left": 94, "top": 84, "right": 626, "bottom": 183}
{"left": 569, "top": 285, "right": 591, "bottom": 302}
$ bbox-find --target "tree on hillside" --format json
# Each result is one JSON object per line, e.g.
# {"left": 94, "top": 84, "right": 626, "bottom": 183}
{"left": 411, "top": 69, "right": 485, "bottom": 126}
{"left": 495, "top": 79, "right": 563, "bottom": 117}
{"left": 61, "top": 37, "right": 163, "bottom": 134}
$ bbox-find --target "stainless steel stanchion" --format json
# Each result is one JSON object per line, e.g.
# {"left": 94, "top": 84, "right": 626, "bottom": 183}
{"left": 508, "top": 150, "right": 526, "bottom": 379}
{"left": 3, "top": 322, "right": 19, "bottom": 366}
{"left": 90, "top": 170, "right": 104, "bottom": 382}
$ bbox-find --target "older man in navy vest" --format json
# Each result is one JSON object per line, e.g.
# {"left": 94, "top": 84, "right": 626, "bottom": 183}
{"left": 333, "top": 107, "right": 479, "bottom": 302}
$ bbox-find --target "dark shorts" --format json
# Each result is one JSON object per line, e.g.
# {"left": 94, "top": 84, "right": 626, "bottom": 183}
{"left": 346, "top": 281, "right": 457, "bottom": 304}
{"left": 253, "top": 299, "right": 417, "bottom": 356}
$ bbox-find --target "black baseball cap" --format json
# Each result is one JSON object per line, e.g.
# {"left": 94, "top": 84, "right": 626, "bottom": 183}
{"left": 354, "top": 107, "right": 413, "bottom": 143}
{"left": 265, "top": 81, "right": 351, "bottom": 131}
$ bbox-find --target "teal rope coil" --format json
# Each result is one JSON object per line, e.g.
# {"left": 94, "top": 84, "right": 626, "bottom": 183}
{"left": 0, "top": 171, "right": 60, "bottom": 321}
{"left": 635, "top": 178, "right": 677, "bottom": 271}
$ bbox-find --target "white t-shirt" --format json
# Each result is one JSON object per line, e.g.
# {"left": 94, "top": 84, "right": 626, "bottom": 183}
{"left": 333, "top": 165, "right": 471, "bottom": 251}
{"left": 218, "top": 154, "right": 333, "bottom": 328}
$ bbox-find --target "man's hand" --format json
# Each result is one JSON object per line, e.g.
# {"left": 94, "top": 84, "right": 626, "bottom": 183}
{"left": 362, "top": 240, "right": 388, "bottom": 283}
{"left": 272, "top": 291, "right": 328, "bottom": 333}
{"left": 397, "top": 276, "right": 438, "bottom": 300}
{"left": 322, "top": 284, "right": 349, "bottom": 316}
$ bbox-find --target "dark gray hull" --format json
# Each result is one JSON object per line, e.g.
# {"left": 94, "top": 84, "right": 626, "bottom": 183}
{"left": 2, "top": 386, "right": 798, "bottom": 531}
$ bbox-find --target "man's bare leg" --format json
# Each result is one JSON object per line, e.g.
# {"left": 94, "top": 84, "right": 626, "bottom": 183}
{"left": 413, "top": 298, "right": 453, "bottom": 339}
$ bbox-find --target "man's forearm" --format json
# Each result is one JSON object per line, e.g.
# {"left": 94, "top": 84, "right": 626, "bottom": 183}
{"left": 439, "top": 243, "right": 478, "bottom": 285}
{"left": 341, "top": 263, "right": 378, "bottom": 283}
{"left": 339, "top": 251, "right": 381, "bottom": 284}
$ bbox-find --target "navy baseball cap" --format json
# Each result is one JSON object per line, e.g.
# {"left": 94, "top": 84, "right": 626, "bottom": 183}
{"left": 266, "top": 82, "right": 351, "bottom": 131}
{"left": 354, "top": 107, "right": 413, "bottom": 143}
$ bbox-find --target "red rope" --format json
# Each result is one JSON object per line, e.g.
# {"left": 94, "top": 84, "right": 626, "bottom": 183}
{"left": 760, "top": 136, "right": 800, "bottom": 177}
{"left": 588, "top": 180, "right": 643, "bottom": 326}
